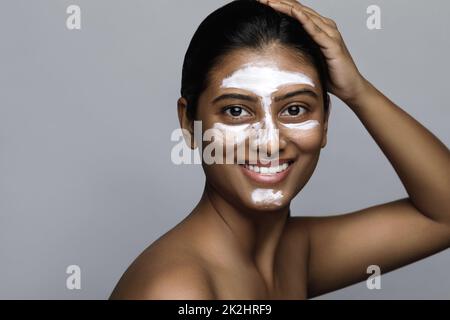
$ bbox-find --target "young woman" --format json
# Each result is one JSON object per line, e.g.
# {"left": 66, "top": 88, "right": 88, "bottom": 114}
{"left": 110, "top": 0, "right": 450, "bottom": 299}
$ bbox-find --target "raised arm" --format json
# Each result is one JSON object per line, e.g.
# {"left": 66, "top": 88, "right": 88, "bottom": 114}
{"left": 258, "top": 0, "right": 450, "bottom": 297}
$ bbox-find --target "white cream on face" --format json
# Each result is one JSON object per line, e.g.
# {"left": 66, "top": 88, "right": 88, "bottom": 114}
{"left": 280, "top": 119, "right": 320, "bottom": 131}
{"left": 219, "top": 62, "right": 316, "bottom": 146}
{"left": 212, "top": 123, "right": 251, "bottom": 144}
{"left": 251, "top": 188, "right": 284, "bottom": 206}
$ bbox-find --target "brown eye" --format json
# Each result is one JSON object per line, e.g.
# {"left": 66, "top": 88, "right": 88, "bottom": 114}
{"left": 281, "top": 105, "right": 307, "bottom": 117}
{"left": 224, "top": 106, "right": 250, "bottom": 118}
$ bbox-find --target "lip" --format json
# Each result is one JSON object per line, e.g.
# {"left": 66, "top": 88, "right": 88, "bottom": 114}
{"left": 239, "top": 160, "right": 294, "bottom": 185}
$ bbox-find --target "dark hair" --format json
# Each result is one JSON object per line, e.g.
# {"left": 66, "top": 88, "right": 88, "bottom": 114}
{"left": 181, "top": 0, "right": 330, "bottom": 120}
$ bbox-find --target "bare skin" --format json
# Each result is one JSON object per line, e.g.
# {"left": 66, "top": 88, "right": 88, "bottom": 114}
{"left": 110, "top": 0, "right": 450, "bottom": 299}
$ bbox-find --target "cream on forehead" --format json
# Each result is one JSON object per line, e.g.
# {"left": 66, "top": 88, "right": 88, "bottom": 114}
{"left": 220, "top": 63, "right": 315, "bottom": 94}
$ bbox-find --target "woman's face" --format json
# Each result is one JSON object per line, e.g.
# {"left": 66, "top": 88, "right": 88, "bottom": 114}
{"left": 192, "top": 45, "right": 329, "bottom": 211}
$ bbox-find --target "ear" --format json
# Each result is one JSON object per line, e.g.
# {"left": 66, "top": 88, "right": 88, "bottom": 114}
{"left": 321, "top": 94, "right": 331, "bottom": 149}
{"left": 177, "top": 97, "right": 197, "bottom": 149}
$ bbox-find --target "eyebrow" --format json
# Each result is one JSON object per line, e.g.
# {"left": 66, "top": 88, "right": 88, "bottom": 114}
{"left": 273, "top": 88, "right": 318, "bottom": 102}
{"left": 212, "top": 89, "right": 318, "bottom": 104}
{"left": 212, "top": 93, "right": 258, "bottom": 104}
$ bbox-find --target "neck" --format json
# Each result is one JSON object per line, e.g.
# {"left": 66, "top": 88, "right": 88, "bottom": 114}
{"left": 193, "top": 181, "right": 290, "bottom": 287}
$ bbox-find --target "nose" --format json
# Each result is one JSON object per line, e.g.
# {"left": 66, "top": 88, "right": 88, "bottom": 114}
{"left": 250, "top": 119, "right": 287, "bottom": 159}
{"left": 265, "top": 126, "right": 288, "bottom": 157}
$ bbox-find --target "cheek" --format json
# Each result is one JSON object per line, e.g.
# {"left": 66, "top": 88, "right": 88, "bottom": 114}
{"left": 207, "top": 125, "right": 249, "bottom": 160}
{"left": 284, "top": 127, "right": 324, "bottom": 151}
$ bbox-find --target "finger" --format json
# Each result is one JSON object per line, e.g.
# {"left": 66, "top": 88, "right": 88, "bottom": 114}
{"left": 267, "top": 1, "right": 336, "bottom": 41}
{"left": 290, "top": 9, "right": 335, "bottom": 48}
{"left": 272, "top": 0, "right": 337, "bottom": 28}
{"left": 300, "top": 9, "right": 341, "bottom": 39}
{"left": 270, "top": 1, "right": 341, "bottom": 40}
{"left": 294, "top": 2, "right": 336, "bottom": 27}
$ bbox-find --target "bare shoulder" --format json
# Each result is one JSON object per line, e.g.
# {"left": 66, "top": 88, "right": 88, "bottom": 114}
{"left": 110, "top": 234, "right": 216, "bottom": 300}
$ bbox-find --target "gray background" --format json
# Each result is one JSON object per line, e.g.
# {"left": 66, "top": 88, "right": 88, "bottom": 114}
{"left": 0, "top": 0, "right": 448, "bottom": 299}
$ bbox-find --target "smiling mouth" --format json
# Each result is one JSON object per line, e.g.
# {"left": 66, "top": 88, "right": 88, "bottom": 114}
{"left": 239, "top": 160, "right": 295, "bottom": 184}
{"left": 242, "top": 160, "right": 293, "bottom": 174}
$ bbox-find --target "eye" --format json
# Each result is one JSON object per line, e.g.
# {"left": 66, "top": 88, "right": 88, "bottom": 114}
{"left": 223, "top": 106, "right": 251, "bottom": 118}
{"left": 280, "top": 104, "right": 308, "bottom": 117}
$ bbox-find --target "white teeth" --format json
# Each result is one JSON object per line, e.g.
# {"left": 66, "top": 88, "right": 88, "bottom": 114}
{"left": 244, "top": 162, "right": 291, "bottom": 174}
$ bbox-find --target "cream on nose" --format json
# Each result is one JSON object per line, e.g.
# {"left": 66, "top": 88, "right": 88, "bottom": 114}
{"left": 249, "top": 110, "right": 280, "bottom": 159}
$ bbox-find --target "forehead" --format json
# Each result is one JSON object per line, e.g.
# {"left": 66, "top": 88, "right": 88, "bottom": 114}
{"left": 207, "top": 46, "right": 321, "bottom": 91}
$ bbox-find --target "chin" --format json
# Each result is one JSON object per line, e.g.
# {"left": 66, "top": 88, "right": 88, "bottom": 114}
{"left": 243, "top": 192, "right": 292, "bottom": 212}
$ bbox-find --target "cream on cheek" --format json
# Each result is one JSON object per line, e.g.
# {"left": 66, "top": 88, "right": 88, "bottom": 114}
{"left": 282, "top": 119, "right": 323, "bottom": 151}
{"left": 281, "top": 119, "right": 320, "bottom": 131}
{"left": 212, "top": 122, "right": 251, "bottom": 145}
